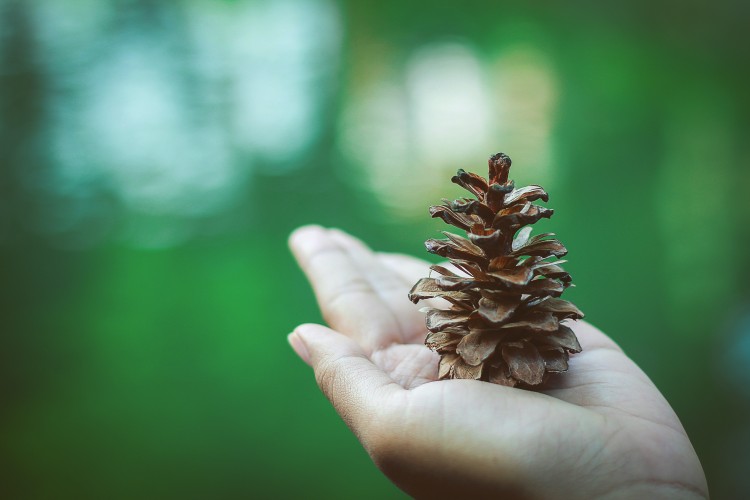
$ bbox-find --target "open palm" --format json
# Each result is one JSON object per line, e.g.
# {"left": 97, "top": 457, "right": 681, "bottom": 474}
{"left": 289, "top": 226, "right": 708, "bottom": 499}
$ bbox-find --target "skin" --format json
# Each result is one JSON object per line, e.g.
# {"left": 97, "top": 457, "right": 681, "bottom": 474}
{"left": 287, "top": 225, "right": 709, "bottom": 499}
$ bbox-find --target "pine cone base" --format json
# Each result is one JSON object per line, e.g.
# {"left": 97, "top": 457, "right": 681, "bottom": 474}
{"left": 409, "top": 153, "right": 583, "bottom": 387}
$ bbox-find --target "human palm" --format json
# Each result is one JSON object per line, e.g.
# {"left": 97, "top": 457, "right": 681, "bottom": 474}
{"left": 288, "top": 225, "right": 708, "bottom": 499}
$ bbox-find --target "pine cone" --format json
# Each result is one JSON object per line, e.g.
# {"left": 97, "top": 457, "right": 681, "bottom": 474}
{"left": 408, "top": 153, "right": 583, "bottom": 387}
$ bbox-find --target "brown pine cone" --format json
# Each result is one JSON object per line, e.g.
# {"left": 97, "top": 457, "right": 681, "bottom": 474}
{"left": 408, "top": 153, "right": 583, "bottom": 387}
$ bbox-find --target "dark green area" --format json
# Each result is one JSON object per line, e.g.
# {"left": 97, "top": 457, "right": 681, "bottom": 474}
{"left": 1, "top": 0, "right": 749, "bottom": 498}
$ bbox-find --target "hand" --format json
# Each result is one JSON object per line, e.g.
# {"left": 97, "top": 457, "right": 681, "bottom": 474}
{"left": 287, "top": 225, "right": 708, "bottom": 499}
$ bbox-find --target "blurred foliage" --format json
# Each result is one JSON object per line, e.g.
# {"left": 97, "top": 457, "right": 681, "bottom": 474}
{"left": 1, "top": 0, "right": 749, "bottom": 498}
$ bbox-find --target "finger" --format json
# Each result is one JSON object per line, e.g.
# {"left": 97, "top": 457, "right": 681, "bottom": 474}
{"left": 290, "top": 323, "right": 402, "bottom": 445}
{"left": 289, "top": 225, "right": 406, "bottom": 351}
{"left": 327, "top": 229, "right": 428, "bottom": 344}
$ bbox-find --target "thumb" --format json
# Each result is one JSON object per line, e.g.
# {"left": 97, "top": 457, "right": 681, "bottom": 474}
{"left": 288, "top": 324, "right": 401, "bottom": 437}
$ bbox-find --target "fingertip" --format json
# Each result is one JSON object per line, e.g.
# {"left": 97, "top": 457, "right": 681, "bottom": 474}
{"left": 293, "top": 322, "right": 351, "bottom": 349}
{"left": 288, "top": 224, "right": 326, "bottom": 251}
{"left": 287, "top": 331, "right": 312, "bottom": 366}
{"left": 293, "top": 322, "right": 328, "bottom": 339}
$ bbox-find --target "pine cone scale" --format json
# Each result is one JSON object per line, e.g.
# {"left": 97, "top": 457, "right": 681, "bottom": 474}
{"left": 502, "top": 343, "right": 545, "bottom": 385}
{"left": 456, "top": 331, "right": 503, "bottom": 366}
{"left": 477, "top": 297, "right": 520, "bottom": 325}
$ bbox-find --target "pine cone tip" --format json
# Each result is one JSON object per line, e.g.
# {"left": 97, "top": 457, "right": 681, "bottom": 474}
{"left": 488, "top": 152, "right": 512, "bottom": 184}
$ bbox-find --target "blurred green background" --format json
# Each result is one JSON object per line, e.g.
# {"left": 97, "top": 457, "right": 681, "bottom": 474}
{"left": 1, "top": 0, "right": 749, "bottom": 498}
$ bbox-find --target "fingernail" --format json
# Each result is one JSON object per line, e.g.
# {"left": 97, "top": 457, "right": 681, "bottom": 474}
{"left": 287, "top": 331, "right": 311, "bottom": 365}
